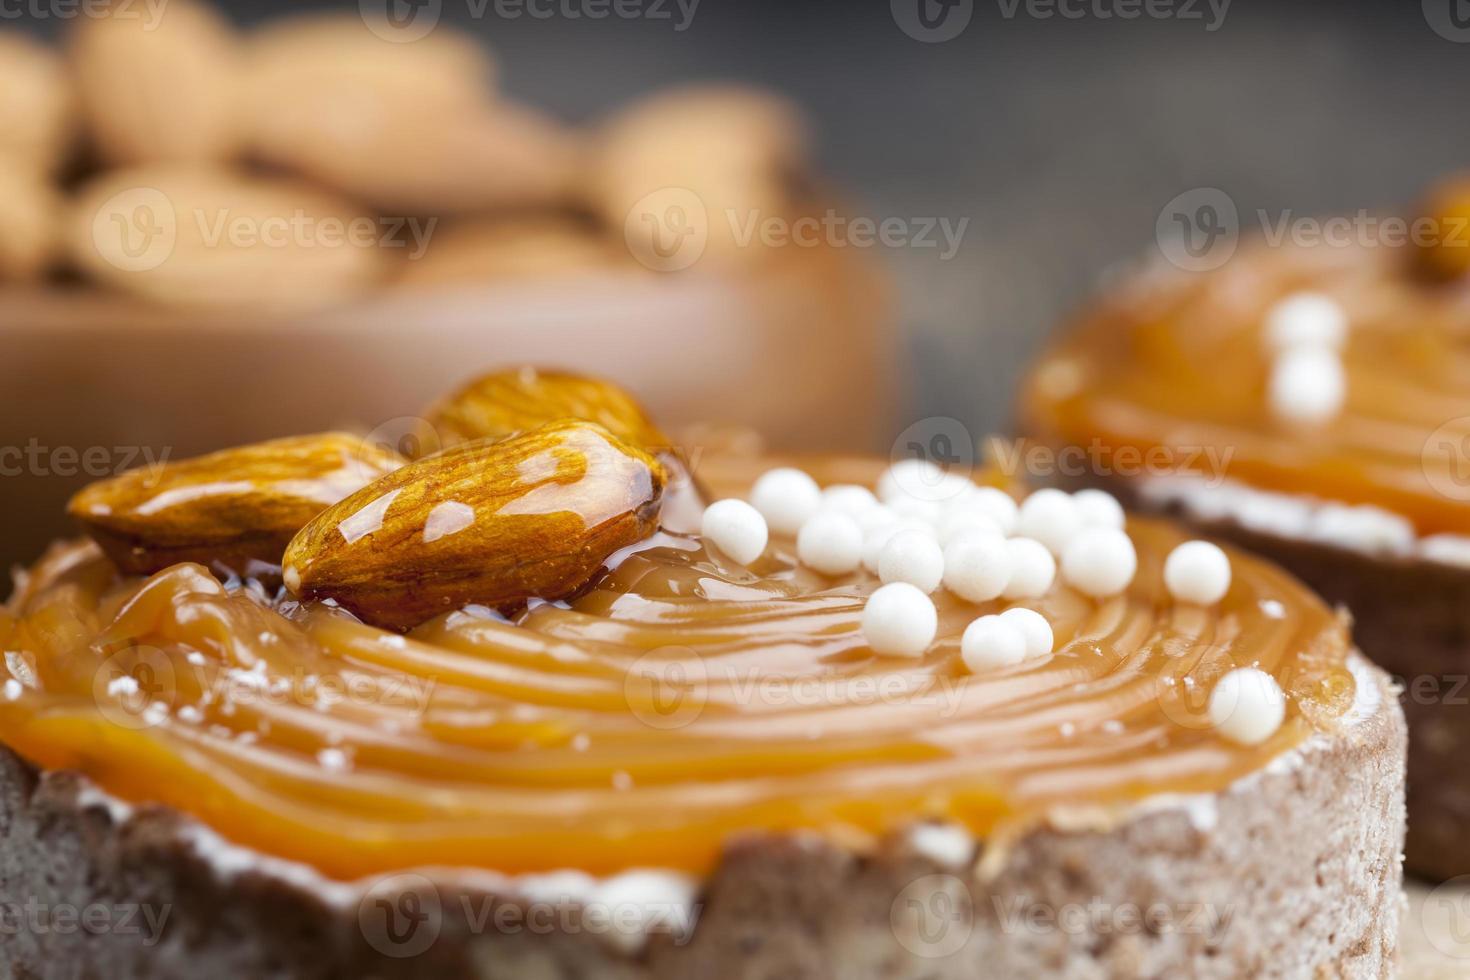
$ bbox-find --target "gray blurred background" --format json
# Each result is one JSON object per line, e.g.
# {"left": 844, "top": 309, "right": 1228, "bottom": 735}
{"left": 14, "top": 0, "right": 1470, "bottom": 443}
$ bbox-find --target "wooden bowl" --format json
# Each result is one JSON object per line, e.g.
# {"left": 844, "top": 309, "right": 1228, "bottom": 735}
{"left": 0, "top": 241, "right": 897, "bottom": 568}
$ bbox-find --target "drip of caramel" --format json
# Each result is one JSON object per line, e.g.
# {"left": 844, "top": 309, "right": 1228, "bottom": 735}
{"left": 1022, "top": 240, "right": 1470, "bottom": 535}
{"left": 0, "top": 455, "right": 1353, "bottom": 880}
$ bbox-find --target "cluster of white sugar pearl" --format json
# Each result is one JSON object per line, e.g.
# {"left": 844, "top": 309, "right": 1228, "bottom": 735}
{"left": 960, "top": 606, "right": 1055, "bottom": 674}
{"left": 878, "top": 530, "right": 946, "bottom": 593}
{"left": 1264, "top": 292, "right": 1348, "bottom": 426}
{"left": 1060, "top": 527, "right": 1137, "bottom": 598}
{"left": 1164, "top": 540, "right": 1233, "bottom": 605}
{"left": 700, "top": 498, "right": 768, "bottom": 565}
{"left": 748, "top": 467, "right": 821, "bottom": 535}
{"left": 797, "top": 511, "right": 864, "bottom": 575}
{"left": 1207, "top": 666, "right": 1286, "bottom": 745}
{"left": 862, "top": 582, "right": 937, "bottom": 657}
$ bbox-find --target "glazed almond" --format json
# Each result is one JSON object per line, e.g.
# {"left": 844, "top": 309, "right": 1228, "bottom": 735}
{"left": 69, "top": 433, "right": 404, "bottom": 576}
{"left": 426, "top": 367, "right": 672, "bottom": 454}
{"left": 282, "top": 420, "right": 665, "bottom": 631}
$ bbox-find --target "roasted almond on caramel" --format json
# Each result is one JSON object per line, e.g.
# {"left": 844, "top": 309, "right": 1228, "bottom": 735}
{"left": 281, "top": 420, "right": 665, "bottom": 631}
{"left": 426, "top": 367, "right": 672, "bottom": 454}
{"left": 69, "top": 433, "right": 404, "bottom": 576}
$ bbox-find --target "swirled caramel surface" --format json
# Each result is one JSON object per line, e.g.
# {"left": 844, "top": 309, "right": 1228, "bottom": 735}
{"left": 0, "top": 455, "right": 1353, "bottom": 880}
{"left": 1022, "top": 240, "right": 1470, "bottom": 535}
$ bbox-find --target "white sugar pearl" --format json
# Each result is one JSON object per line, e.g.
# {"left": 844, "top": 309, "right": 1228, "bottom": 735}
{"left": 966, "top": 486, "right": 1019, "bottom": 535}
{"left": 1164, "top": 540, "right": 1233, "bottom": 605}
{"left": 701, "top": 499, "right": 768, "bottom": 565}
{"left": 942, "top": 534, "right": 1011, "bottom": 603}
{"left": 862, "top": 582, "right": 938, "bottom": 658}
{"left": 1264, "top": 292, "right": 1347, "bottom": 352}
{"left": 1072, "top": 489, "right": 1125, "bottom": 530}
{"left": 822, "top": 484, "right": 880, "bottom": 517}
{"left": 748, "top": 468, "right": 822, "bottom": 535}
{"left": 1207, "top": 667, "right": 1286, "bottom": 746}
{"left": 878, "top": 459, "right": 944, "bottom": 503}
{"left": 1060, "top": 527, "right": 1137, "bottom": 598}
{"left": 1269, "top": 348, "right": 1345, "bottom": 425}
{"left": 797, "top": 512, "right": 864, "bottom": 576}
{"left": 1017, "top": 488, "right": 1084, "bottom": 555}
{"left": 888, "top": 495, "right": 944, "bottom": 527}
{"left": 1002, "top": 537, "right": 1056, "bottom": 599}
{"left": 854, "top": 504, "right": 900, "bottom": 532}
{"left": 998, "top": 607, "right": 1054, "bottom": 658}
{"left": 879, "top": 530, "right": 946, "bottom": 593}
{"left": 863, "top": 518, "right": 930, "bottom": 572}
{"left": 937, "top": 507, "right": 1004, "bottom": 545}
{"left": 961, "top": 615, "right": 1027, "bottom": 672}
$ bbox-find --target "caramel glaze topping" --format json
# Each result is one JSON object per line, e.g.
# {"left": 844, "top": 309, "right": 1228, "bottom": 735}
{"left": 0, "top": 454, "right": 1354, "bottom": 881}
{"left": 1022, "top": 239, "right": 1470, "bottom": 535}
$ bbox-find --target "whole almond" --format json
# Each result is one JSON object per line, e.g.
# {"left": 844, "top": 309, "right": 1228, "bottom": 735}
{"left": 67, "top": 166, "right": 386, "bottom": 310}
{"left": 594, "top": 85, "right": 808, "bottom": 269}
{"left": 282, "top": 420, "right": 665, "bottom": 631}
{"left": 68, "top": 0, "right": 238, "bottom": 166}
{"left": 0, "top": 32, "right": 75, "bottom": 172}
{"left": 69, "top": 433, "right": 405, "bottom": 576}
{"left": 425, "top": 367, "right": 706, "bottom": 533}
{"left": 0, "top": 159, "right": 61, "bottom": 281}
{"left": 238, "top": 16, "right": 574, "bottom": 214}
{"left": 426, "top": 368, "right": 671, "bottom": 455}
{"left": 251, "top": 92, "right": 583, "bottom": 215}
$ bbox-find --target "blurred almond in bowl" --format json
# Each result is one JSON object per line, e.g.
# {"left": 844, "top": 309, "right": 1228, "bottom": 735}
{"left": 66, "top": 166, "right": 386, "bottom": 311}
{"left": 236, "top": 14, "right": 573, "bottom": 215}
{"left": 396, "top": 216, "right": 628, "bottom": 289}
{"left": 594, "top": 86, "right": 809, "bottom": 270}
{"left": 0, "top": 33, "right": 74, "bottom": 172}
{"left": 0, "top": 157, "right": 61, "bottom": 281}
{"left": 68, "top": 0, "right": 239, "bottom": 166}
